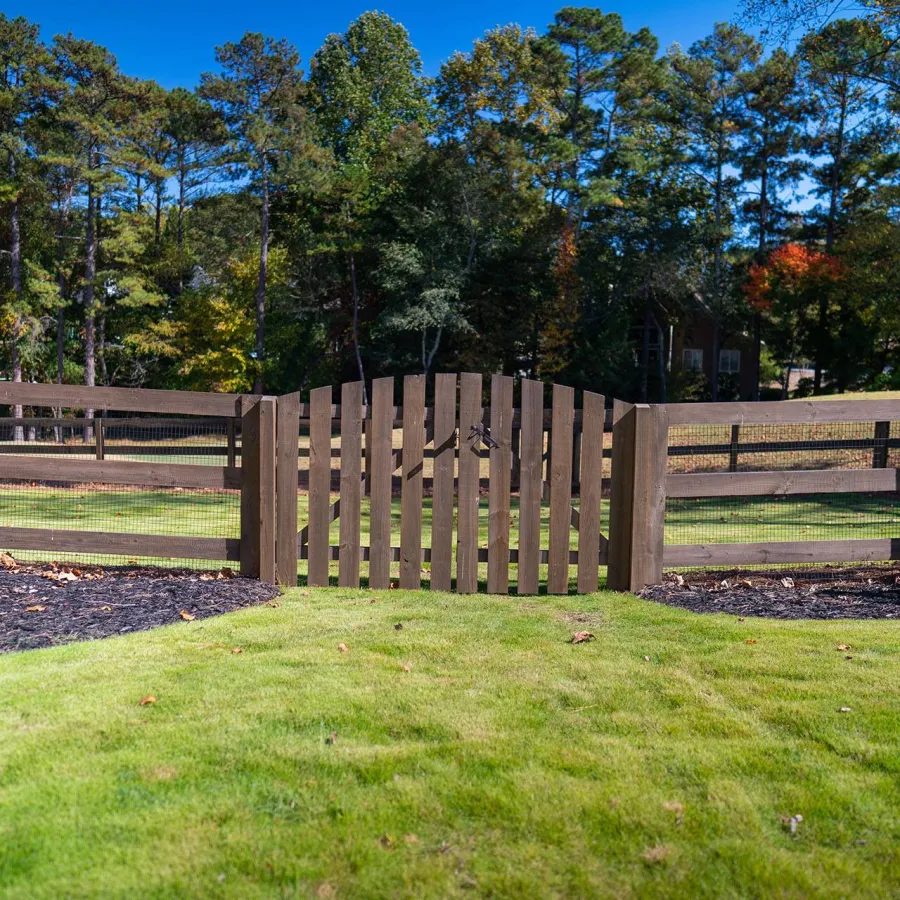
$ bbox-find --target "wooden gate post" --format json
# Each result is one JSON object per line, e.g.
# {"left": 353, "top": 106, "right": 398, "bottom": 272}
{"left": 240, "top": 396, "right": 277, "bottom": 584}
{"left": 275, "top": 392, "right": 301, "bottom": 586}
{"left": 607, "top": 403, "right": 668, "bottom": 592}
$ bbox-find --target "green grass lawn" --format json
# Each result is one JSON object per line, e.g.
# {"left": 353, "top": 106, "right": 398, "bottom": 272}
{"left": 1, "top": 588, "right": 899, "bottom": 898}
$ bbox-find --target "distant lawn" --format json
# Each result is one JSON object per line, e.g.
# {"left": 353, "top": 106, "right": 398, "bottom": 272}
{"left": 0, "top": 588, "right": 899, "bottom": 897}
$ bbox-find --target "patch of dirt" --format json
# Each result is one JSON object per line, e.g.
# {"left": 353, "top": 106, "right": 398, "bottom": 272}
{"left": 0, "top": 559, "right": 280, "bottom": 653}
{"left": 640, "top": 567, "right": 900, "bottom": 620}
{"left": 559, "top": 610, "right": 605, "bottom": 628}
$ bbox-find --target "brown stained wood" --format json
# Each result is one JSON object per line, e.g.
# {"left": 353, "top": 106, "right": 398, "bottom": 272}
{"left": 728, "top": 424, "right": 740, "bottom": 472}
{"left": 369, "top": 377, "right": 394, "bottom": 589}
{"left": 517, "top": 379, "right": 544, "bottom": 595}
{"left": 487, "top": 375, "right": 513, "bottom": 594}
{"left": 577, "top": 391, "right": 605, "bottom": 594}
{"left": 275, "top": 392, "right": 301, "bottom": 586}
{"left": 226, "top": 418, "right": 237, "bottom": 468}
{"left": 0, "top": 457, "right": 241, "bottom": 490}
{"left": 0, "top": 382, "right": 243, "bottom": 416}
{"left": 667, "top": 467, "right": 900, "bottom": 498}
{"left": 663, "top": 538, "right": 900, "bottom": 567}
{"left": 457, "top": 373, "right": 482, "bottom": 593}
{"left": 257, "top": 398, "right": 277, "bottom": 585}
{"left": 606, "top": 406, "right": 637, "bottom": 592}
{"left": 0, "top": 527, "right": 240, "bottom": 561}
{"left": 240, "top": 400, "right": 261, "bottom": 578}
{"left": 547, "top": 384, "right": 575, "bottom": 594}
{"left": 300, "top": 543, "right": 607, "bottom": 566}
{"left": 307, "top": 385, "right": 332, "bottom": 587}
{"left": 874, "top": 421, "right": 890, "bottom": 469}
{"left": 339, "top": 382, "right": 363, "bottom": 587}
{"left": 612, "top": 398, "right": 631, "bottom": 425}
{"left": 431, "top": 374, "right": 457, "bottom": 591}
{"left": 667, "top": 398, "right": 900, "bottom": 425}
{"left": 400, "top": 375, "right": 426, "bottom": 589}
{"left": 95, "top": 419, "right": 104, "bottom": 460}
{"left": 629, "top": 404, "right": 668, "bottom": 590}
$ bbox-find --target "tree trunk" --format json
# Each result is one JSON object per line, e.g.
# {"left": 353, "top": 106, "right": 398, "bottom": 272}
{"left": 84, "top": 177, "right": 97, "bottom": 441}
{"left": 177, "top": 156, "right": 186, "bottom": 294}
{"left": 348, "top": 251, "right": 368, "bottom": 407}
{"left": 254, "top": 168, "right": 268, "bottom": 393}
{"left": 9, "top": 152, "right": 24, "bottom": 442}
{"left": 154, "top": 179, "right": 163, "bottom": 248}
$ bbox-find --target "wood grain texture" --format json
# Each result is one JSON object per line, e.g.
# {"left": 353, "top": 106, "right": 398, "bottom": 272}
{"left": 667, "top": 467, "right": 900, "bottom": 498}
{"left": 456, "top": 373, "right": 482, "bottom": 593}
{"left": 275, "top": 393, "right": 301, "bottom": 585}
{"left": 517, "top": 379, "right": 543, "bottom": 595}
{"left": 0, "top": 382, "right": 243, "bottom": 416}
{"left": 577, "top": 391, "right": 605, "bottom": 594}
{"left": 667, "top": 398, "right": 900, "bottom": 425}
{"left": 339, "top": 381, "right": 363, "bottom": 587}
{"left": 400, "top": 375, "right": 426, "bottom": 590}
{"left": 240, "top": 399, "right": 261, "bottom": 578}
{"left": 256, "top": 398, "right": 277, "bottom": 584}
{"left": 606, "top": 405, "right": 637, "bottom": 592}
{"left": 487, "top": 375, "right": 513, "bottom": 594}
{"left": 664, "top": 538, "right": 900, "bottom": 566}
{"left": 547, "top": 383, "right": 575, "bottom": 594}
{"left": 307, "top": 385, "right": 332, "bottom": 587}
{"left": 628, "top": 404, "right": 668, "bottom": 590}
{"left": 430, "top": 373, "right": 457, "bottom": 591}
{"left": 0, "top": 527, "right": 240, "bottom": 561}
{"left": 368, "top": 377, "right": 394, "bottom": 589}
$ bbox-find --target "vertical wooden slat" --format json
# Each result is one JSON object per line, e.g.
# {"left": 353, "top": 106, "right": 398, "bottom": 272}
{"left": 607, "top": 404, "right": 668, "bottom": 591}
{"left": 363, "top": 417, "right": 372, "bottom": 496}
{"left": 339, "top": 381, "right": 363, "bottom": 587}
{"left": 728, "top": 424, "right": 741, "bottom": 473}
{"left": 226, "top": 417, "right": 237, "bottom": 468}
{"left": 487, "top": 374, "right": 513, "bottom": 594}
{"left": 400, "top": 375, "right": 425, "bottom": 589}
{"left": 240, "top": 399, "right": 260, "bottom": 578}
{"left": 874, "top": 421, "right": 890, "bottom": 469}
{"left": 577, "top": 391, "right": 605, "bottom": 594}
{"left": 258, "top": 398, "right": 277, "bottom": 585}
{"left": 547, "top": 383, "right": 575, "bottom": 594}
{"left": 431, "top": 373, "right": 457, "bottom": 591}
{"left": 308, "top": 385, "right": 332, "bottom": 587}
{"left": 275, "top": 392, "right": 301, "bottom": 585}
{"left": 612, "top": 398, "right": 630, "bottom": 425}
{"left": 457, "top": 373, "right": 482, "bottom": 593}
{"left": 572, "top": 428, "right": 581, "bottom": 492}
{"left": 95, "top": 418, "right": 104, "bottom": 460}
{"left": 369, "top": 377, "right": 394, "bottom": 589}
{"left": 518, "top": 378, "right": 543, "bottom": 595}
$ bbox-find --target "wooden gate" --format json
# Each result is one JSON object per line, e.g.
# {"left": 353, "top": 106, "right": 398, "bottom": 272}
{"left": 277, "top": 374, "right": 613, "bottom": 594}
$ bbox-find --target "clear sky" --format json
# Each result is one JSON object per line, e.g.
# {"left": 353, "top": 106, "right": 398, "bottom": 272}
{"left": 8, "top": 0, "right": 740, "bottom": 87}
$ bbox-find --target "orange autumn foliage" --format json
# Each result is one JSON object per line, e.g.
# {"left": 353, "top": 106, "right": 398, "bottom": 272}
{"left": 744, "top": 243, "right": 842, "bottom": 312}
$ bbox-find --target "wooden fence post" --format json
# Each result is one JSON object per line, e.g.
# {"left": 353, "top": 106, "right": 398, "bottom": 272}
{"left": 728, "top": 424, "right": 741, "bottom": 472}
{"left": 275, "top": 393, "right": 301, "bottom": 586}
{"left": 873, "top": 421, "right": 890, "bottom": 469}
{"left": 240, "top": 396, "right": 277, "bottom": 583}
{"left": 607, "top": 404, "right": 668, "bottom": 592}
{"left": 95, "top": 418, "right": 105, "bottom": 460}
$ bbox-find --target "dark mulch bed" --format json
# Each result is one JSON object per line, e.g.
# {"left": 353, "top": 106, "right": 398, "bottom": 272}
{"left": 0, "top": 559, "right": 280, "bottom": 653}
{"left": 641, "top": 567, "right": 900, "bottom": 620}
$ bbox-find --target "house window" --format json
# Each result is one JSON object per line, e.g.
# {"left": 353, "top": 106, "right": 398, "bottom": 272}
{"left": 719, "top": 349, "right": 740, "bottom": 374}
{"left": 683, "top": 349, "right": 703, "bottom": 372}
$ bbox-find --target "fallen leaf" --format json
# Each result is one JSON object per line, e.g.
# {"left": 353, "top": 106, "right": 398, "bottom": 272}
{"left": 642, "top": 845, "right": 670, "bottom": 864}
{"left": 25, "top": 605, "right": 46, "bottom": 612}
{"left": 745, "top": 638, "right": 757, "bottom": 644}
{"left": 1, "top": 552, "right": 17, "bottom": 569}
{"left": 394, "top": 623, "right": 403, "bottom": 631}
{"left": 663, "top": 801, "right": 683, "bottom": 816}
{"left": 781, "top": 813, "right": 803, "bottom": 834}
{"left": 140, "top": 695, "right": 157, "bottom": 706}
{"left": 338, "top": 642, "right": 348, "bottom": 653}
{"left": 402, "top": 663, "right": 412, "bottom": 672}
{"left": 839, "top": 706, "right": 852, "bottom": 713}
{"left": 379, "top": 834, "right": 396, "bottom": 850}
{"left": 99, "top": 605, "right": 112, "bottom": 612}
{"left": 570, "top": 631, "right": 594, "bottom": 644}
{"left": 179, "top": 610, "right": 196, "bottom": 621}
{"left": 231, "top": 647, "right": 244, "bottom": 654}
{"left": 781, "top": 577, "right": 795, "bottom": 588}
{"left": 325, "top": 731, "right": 337, "bottom": 745}
{"left": 404, "top": 833, "right": 420, "bottom": 845}
{"left": 220, "top": 568, "right": 234, "bottom": 579}
{"left": 266, "top": 601, "right": 281, "bottom": 608}
{"left": 643, "top": 655, "right": 651, "bottom": 661}
{"left": 672, "top": 573, "right": 685, "bottom": 586}
{"left": 837, "top": 643, "right": 852, "bottom": 651}
{"left": 738, "top": 617, "right": 745, "bottom": 623}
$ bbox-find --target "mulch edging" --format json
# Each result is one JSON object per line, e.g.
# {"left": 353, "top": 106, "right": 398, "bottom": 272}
{"left": 641, "top": 567, "right": 900, "bottom": 620}
{"left": 0, "top": 561, "right": 280, "bottom": 654}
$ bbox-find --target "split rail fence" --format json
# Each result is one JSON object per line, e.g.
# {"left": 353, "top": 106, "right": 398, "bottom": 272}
{"left": 2, "top": 380, "right": 899, "bottom": 592}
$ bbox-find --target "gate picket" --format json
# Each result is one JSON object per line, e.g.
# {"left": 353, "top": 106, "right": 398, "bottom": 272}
{"left": 518, "top": 378, "right": 543, "bottom": 595}
{"left": 457, "top": 373, "right": 482, "bottom": 593}
{"left": 431, "top": 374, "right": 457, "bottom": 591}
{"left": 307, "top": 385, "right": 332, "bottom": 587}
{"left": 487, "top": 374, "right": 513, "bottom": 594}
{"left": 338, "top": 381, "right": 363, "bottom": 587}
{"left": 400, "top": 375, "right": 426, "bottom": 589}
{"left": 369, "top": 377, "right": 394, "bottom": 589}
{"left": 577, "top": 391, "right": 604, "bottom": 593}
{"left": 548, "top": 383, "right": 574, "bottom": 594}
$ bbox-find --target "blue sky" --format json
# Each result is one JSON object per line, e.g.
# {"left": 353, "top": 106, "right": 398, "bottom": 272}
{"left": 9, "top": 0, "right": 739, "bottom": 87}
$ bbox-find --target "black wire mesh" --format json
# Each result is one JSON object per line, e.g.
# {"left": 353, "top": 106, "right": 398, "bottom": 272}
{"left": 0, "top": 413, "right": 239, "bottom": 569}
{"left": 665, "top": 419, "right": 900, "bottom": 572}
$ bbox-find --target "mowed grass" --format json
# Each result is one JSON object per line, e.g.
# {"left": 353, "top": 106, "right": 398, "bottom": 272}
{"left": 0, "top": 588, "right": 899, "bottom": 898}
